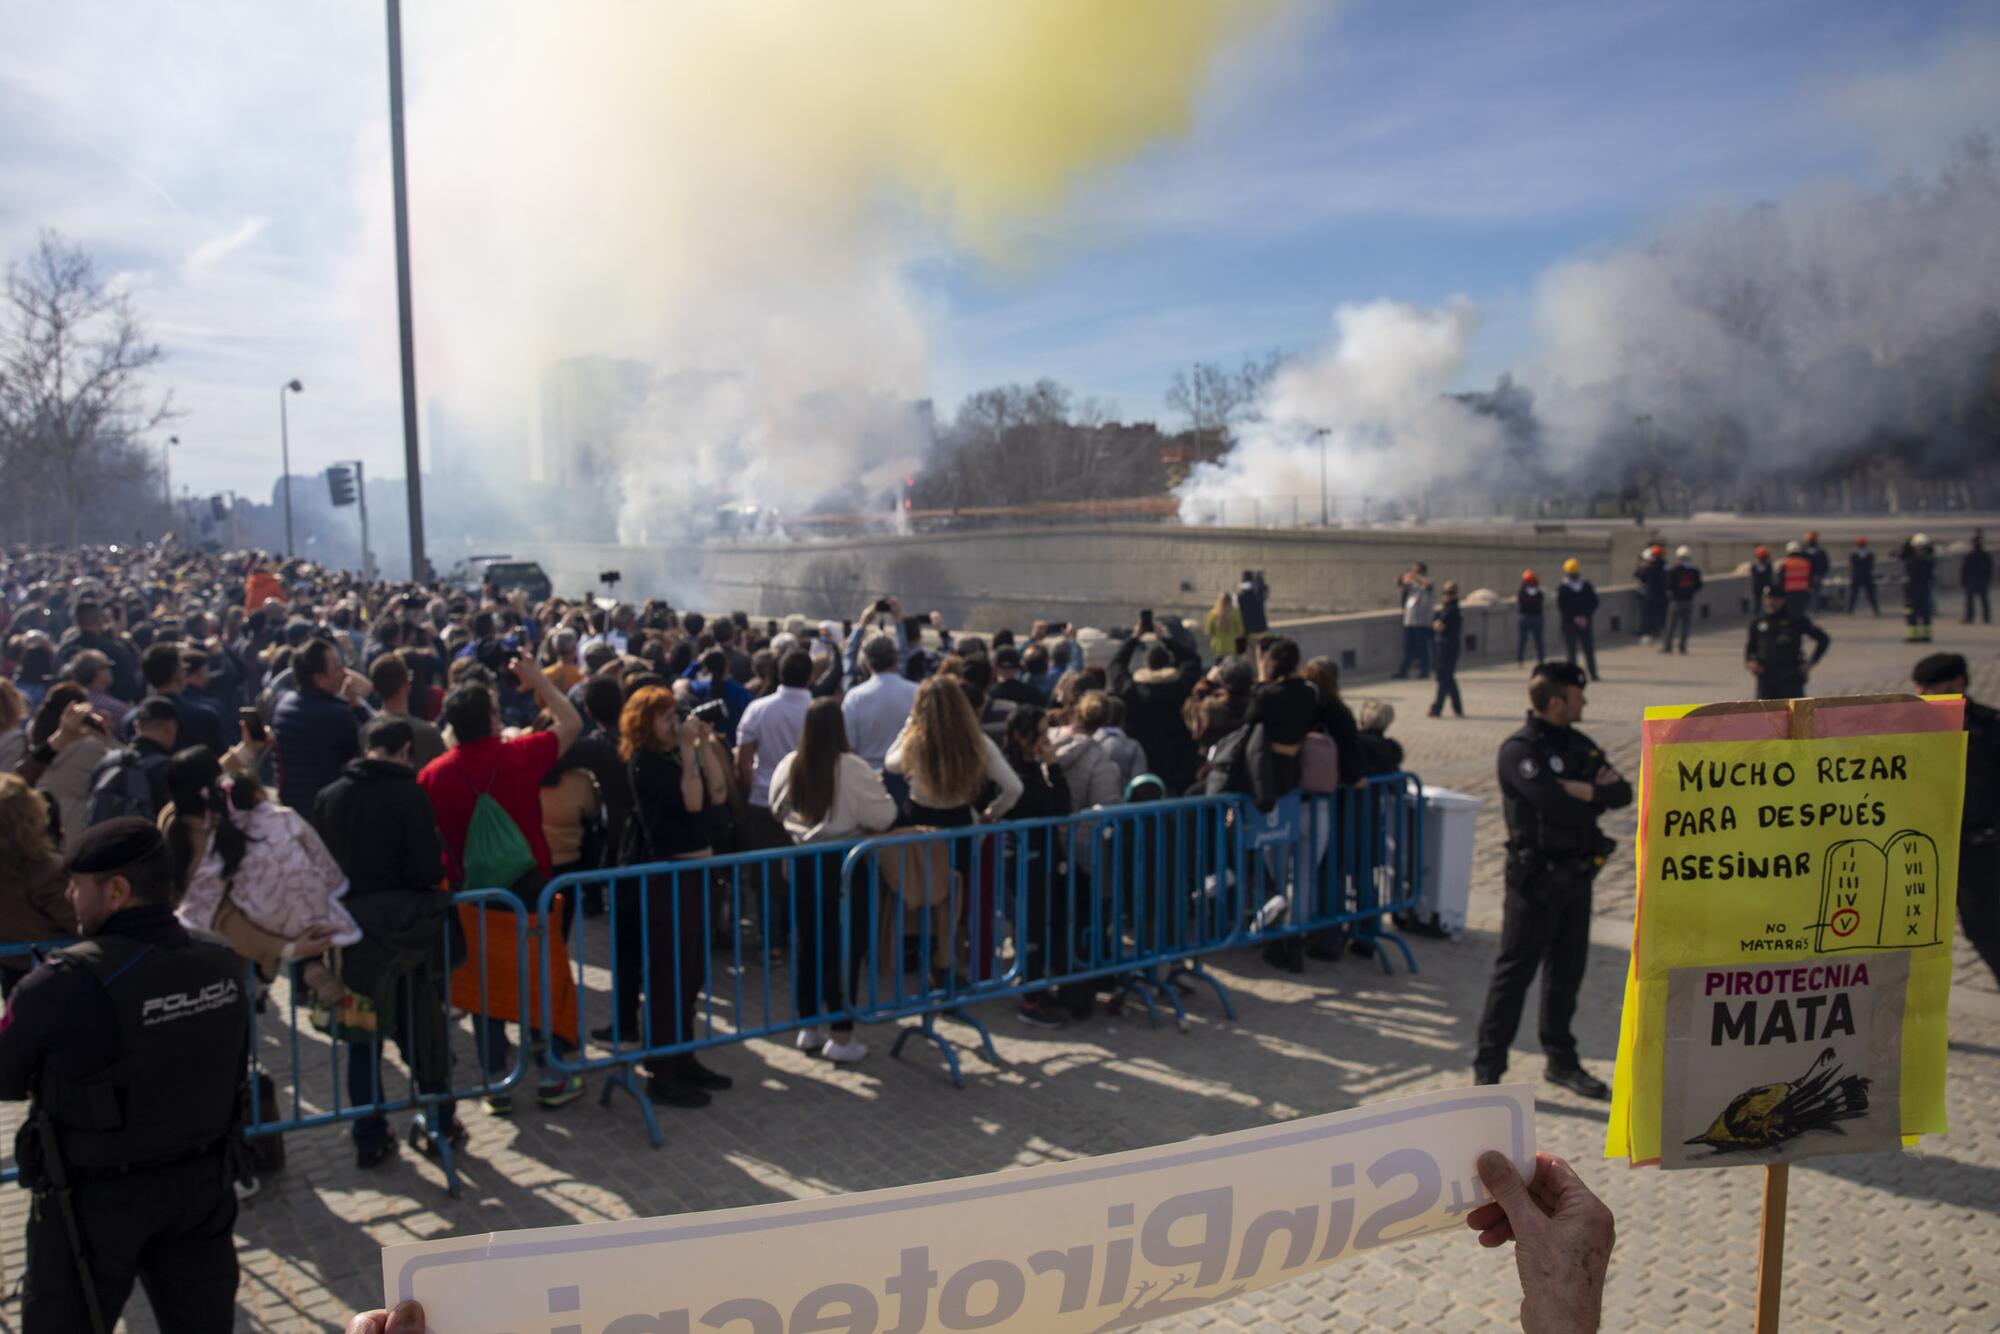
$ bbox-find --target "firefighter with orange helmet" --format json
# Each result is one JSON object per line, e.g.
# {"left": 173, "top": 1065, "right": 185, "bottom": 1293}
{"left": 1779, "top": 540, "right": 1813, "bottom": 617}
{"left": 1749, "top": 544, "right": 1776, "bottom": 608}
{"left": 1848, "top": 536, "right": 1878, "bottom": 615}
{"left": 1516, "top": 569, "right": 1546, "bottom": 665}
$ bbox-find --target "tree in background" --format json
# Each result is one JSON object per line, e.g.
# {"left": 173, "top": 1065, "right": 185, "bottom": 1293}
{"left": 0, "top": 230, "right": 173, "bottom": 544}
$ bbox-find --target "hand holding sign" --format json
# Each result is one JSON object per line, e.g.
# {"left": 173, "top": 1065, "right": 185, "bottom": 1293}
{"left": 1468, "top": 1152, "right": 1614, "bottom": 1334}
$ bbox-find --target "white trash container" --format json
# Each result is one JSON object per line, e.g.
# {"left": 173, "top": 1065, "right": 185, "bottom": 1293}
{"left": 1415, "top": 786, "right": 1482, "bottom": 937}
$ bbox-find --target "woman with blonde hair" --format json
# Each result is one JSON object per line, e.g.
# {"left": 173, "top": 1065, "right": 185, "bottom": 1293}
{"left": 0, "top": 773, "right": 69, "bottom": 996}
{"left": 613, "top": 685, "right": 732, "bottom": 1107}
{"left": 1205, "top": 591, "right": 1244, "bottom": 663}
{"left": 886, "top": 677, "right": 1022, "bottom": 829}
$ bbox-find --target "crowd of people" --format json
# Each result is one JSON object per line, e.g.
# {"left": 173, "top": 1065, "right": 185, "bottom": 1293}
{"left": 0, "top": 545, "right": 1395, "bottom": 1129}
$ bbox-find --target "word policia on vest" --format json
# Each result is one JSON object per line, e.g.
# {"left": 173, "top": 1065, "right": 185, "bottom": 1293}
{"left": 383, "top": 1086, "right": 1534, "bottom": 1333}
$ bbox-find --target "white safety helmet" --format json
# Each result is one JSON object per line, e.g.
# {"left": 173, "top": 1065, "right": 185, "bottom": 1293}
{"left": 1784, "top": 540, "right": 1802, "bottom": 555}
{"left": 1913, "top": 533, "right": 1932, "bottom": 548}
{"left": 1674, "top": 545, "right": 1691, "bottom": 559}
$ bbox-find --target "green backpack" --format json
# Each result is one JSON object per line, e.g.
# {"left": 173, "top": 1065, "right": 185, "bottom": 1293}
{"left": 461, "top": 791, "right": 538, "bottom": 893}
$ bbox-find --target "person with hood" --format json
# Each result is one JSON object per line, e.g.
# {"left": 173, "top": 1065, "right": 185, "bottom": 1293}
{"left": 1429, "top": 583, "right": 1465, "bottom": 719}
{"left": 1748, "top": 544, "right": 1775, "bottom": 609}
{"left": 1661, "top": 546, "right": 1703, "bottom": 655}
{"left": 1631, "top": 546, "right": 1667, "bottom": 644}
{"left": 1515, "top": 571, "right": 1546, "bottom": 666}
{"left": 1095, "top": 696, "right": 1148, "bottom": 789}
{"left": 313, "top": 714, "right": 460, "bottom": 1169}
{"left": 1963, "top": 531, "right": 1992, "bottom": 625}
{"left": 1901, "top": 534, "right": 1937, "bottom": 643}
{"left": 1848, "top": 537, "right": 1878, "bottom": 616}
{"left": 1555, "top": 560, "right": 1600, "bottom": 682}
{"left": 1106, "top": 618, "right": 1202, "bottom": 794}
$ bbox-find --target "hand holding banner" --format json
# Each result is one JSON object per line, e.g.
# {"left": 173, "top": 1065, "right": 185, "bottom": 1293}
{"left": 383, "top": 1085, "right": 1535, "bottom": 1332}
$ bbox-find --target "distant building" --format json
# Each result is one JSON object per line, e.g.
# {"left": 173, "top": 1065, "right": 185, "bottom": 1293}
{"left": 535, "top": 356, "right": 651, "bottom": 488}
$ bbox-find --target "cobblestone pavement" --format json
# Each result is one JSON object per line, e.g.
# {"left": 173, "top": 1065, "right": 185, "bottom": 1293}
{"left": 2, "top": 610, "right": 1995, "bottom": 1331}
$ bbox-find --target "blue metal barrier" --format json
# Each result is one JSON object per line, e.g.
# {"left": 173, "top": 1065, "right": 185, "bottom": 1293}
{"left": 0, "top": 773, "right": 1430, "bottom": 1187}
{"left": 0, "top": 888, "right": 525, "bottom": 1199}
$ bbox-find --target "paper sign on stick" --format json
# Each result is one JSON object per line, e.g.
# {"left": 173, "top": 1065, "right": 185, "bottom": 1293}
{"left": 1607, "top": 696, "right": 1964, "bottom": 1168}
{"left": 383, "top": 1085, "right": 1533, "bottom": 1332}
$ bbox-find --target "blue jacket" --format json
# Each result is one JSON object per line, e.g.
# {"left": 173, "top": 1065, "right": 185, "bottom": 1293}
{"left": 272, "top": 685, "right": 367, "bottom": 813}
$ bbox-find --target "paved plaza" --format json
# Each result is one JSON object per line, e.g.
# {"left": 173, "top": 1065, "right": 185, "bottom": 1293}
{"left": 3, "top": 609, "right": 1996, "bottom": 1332}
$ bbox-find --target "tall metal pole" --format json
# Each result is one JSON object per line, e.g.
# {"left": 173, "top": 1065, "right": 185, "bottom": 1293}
{"left": 354, "top": 459, "right": 372, "bottom": 581}
{"left": 1315, "top": 427, "right": 1330, "bottom": 527}
{"left": 387, "top": 0, "right": 428, "bottom": 583}
{"left": 279, "top": 385, "right": 295, "bottom": 556}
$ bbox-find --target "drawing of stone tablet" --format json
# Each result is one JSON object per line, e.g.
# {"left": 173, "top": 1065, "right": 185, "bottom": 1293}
{"left": 1815, "top": 832, "right": 1941, "bottom": 953}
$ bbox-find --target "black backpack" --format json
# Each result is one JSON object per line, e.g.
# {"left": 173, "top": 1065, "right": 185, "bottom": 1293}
{"left": 85, "top": 748, "right": 160, "bottom": 824}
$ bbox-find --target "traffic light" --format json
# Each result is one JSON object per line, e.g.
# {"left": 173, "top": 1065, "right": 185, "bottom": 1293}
{"left": 326, "top": 464, "right": 356, "bottom": 506}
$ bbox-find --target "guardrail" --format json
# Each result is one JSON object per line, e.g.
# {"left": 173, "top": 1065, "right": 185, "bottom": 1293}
{"left": 0, "top": 776, "right": 1425, "bottom": 1196}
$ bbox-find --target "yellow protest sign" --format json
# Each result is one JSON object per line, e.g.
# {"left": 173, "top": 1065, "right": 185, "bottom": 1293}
{"left": 1607, "top": 695, "right": 1965, "bottom": 1167}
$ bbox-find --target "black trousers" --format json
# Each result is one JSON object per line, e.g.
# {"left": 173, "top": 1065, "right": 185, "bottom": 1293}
{"left": 23, "top": 1149, "right": 238, "bottom": 1333}
{"left": 1967, "top": 588, "right": 1992, "bottom": 623}
{"left": 1474, "top": 863, "right": 1592, "bottom": 1077}
{"left": 1848, "top": 580, "right": 1878, "bottom": 614}
{"left": 1756, "top": 674, "right": 1805, "bottom": 701}
{"left": 793, "top": 847, "right": 863, "bottom": 1033}
{"left": 1562, "top": 621, "right": 1598, "bottom": 678}
{"left": 1430, "top": 667, "right": 1462, "bottom": 716}
{"left": 1961, "top": 840, "right": 2000, "bottom": 991}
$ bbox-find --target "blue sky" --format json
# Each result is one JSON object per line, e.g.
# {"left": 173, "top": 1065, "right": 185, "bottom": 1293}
{"left": 2, "top": 0, "right": 1995, "bottom": 497}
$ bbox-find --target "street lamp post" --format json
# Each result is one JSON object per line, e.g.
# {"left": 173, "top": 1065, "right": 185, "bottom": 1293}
{"left": 1313, "top": 427, "right": 1331, "bottom": 527}
{"left": 161, "top": 434, "right": 179, "bottom": 526}
{"left": 279, "top": 379, "right": 303, "bottom": 557}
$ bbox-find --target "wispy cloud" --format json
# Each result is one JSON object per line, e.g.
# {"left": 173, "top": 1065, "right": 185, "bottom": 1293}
{"left": 184, "top": 215, "right": 268, "bottom": 273}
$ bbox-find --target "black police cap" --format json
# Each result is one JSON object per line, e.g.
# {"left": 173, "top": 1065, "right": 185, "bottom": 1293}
{"left": 1911, "top": 653, "right": 1968, "bottom": 690}
{"left": 64, "top": 816, "right": 166, "bottom": 876}
{"left": 1530, "top": 661, "right": 1588, "bottom": 689}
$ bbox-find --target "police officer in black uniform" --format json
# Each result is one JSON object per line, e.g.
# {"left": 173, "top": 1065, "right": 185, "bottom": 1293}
{"left": 1744, "top": 586, "right": 1830, "bottom": 701}
{"left": 1474, "top": 662, "right": 1632, "bottom": 1097}
{"left": 0, "top": 818, "right": 249, "bottom": 1333}
{"left": 1912, "top": 654, "right": 2000, "bottom": 990}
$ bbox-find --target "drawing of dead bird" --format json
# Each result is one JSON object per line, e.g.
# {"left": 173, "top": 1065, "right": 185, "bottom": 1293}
{"left": 1685, "top": 1048, "right": 1872, "bottom": 1154}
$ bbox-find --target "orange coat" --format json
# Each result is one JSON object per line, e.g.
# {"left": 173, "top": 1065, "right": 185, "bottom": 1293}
{"left": 449, "top": 903, "right": 580, "bottom": 1044}
{"left": 245, "top": 570, "right": 284, "bottom": 611}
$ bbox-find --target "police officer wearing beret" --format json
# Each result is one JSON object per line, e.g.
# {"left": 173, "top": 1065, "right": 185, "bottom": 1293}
{"left": 1474, "top": 662, "right": 1631, "bottom": 1097}
{"left": 0, "top": 818, "right": 250, "bottom": 1333}
{"left": 1912, "top": 653, "right": 2000, "bottom": 990}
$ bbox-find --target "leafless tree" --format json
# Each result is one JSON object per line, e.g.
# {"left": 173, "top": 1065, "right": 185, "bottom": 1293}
{"left": 0, "top": 230, "right": 174, "bottom": 545}
{"left": 1164, "top": 351, "right": 1282, "bottom": 442}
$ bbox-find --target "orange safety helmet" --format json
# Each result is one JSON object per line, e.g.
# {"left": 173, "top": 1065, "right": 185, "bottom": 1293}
{"left": 1805, "top": 530, "right": 1819, "bottom": 542}
{"left": 1754, "top": 545, "right": 1770, "bottom": 560}
{"left": 1522, "top": 570, "right": 1538, "bottom": 585}
{"left": 1855, "top": 535, "right": 1868, "bottom": 547}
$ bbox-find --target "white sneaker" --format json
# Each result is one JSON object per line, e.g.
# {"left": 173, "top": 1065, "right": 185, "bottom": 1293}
{"left": 1256, "top": 894, "right": 1290, "bottom": 931}
{"left": 234, "top": 1175, "right": 261, "bottom": 1202}
{"left": 796, "top": 1026, "right": 832, "bottom": 1052}
{"left": 821, "top": 1037, "right": 869, "bottom": 1064}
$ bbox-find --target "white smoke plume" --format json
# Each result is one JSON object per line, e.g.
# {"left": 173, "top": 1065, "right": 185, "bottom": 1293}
{"left": 1180, "top": 137, "right": 2000, "bottom": 515}
{"left": 1530, "top": 137, "right": 2000, "bottom": 479}
{"left": 1176, "top": 297, "right": 1504, "bottom": 523}
{"left": 342, "top": 1, "right": 1270, "bottom": 543}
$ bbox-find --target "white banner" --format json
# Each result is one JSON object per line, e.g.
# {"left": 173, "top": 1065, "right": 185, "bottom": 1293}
{"left": 383, "top": 1085, "right": 1533, "bottom": 1333}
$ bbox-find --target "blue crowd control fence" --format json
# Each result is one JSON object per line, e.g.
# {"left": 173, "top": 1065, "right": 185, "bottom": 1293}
{"left": 0, "top": 888, "right": 525, "bottom": 1199}
{"left": 0, "top": 773, "right": 1426, "bottom": 1194}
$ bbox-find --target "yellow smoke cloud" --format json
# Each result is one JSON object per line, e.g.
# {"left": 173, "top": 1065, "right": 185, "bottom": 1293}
{"left": 348, "top": 0, "right": 1271, "bottom": 517}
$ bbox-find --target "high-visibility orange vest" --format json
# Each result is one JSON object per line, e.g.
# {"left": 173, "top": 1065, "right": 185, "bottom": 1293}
{"left": 1780, "top": 554, "right": 1812, "bottom": 592}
